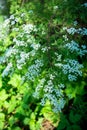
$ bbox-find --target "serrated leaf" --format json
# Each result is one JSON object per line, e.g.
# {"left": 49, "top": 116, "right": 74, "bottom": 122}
{"left": 8, "top": 74, "right": 21, "bottom": 88}
{"left": 8, "top": 96, "right": 17, "bottom": 113}
{"left": 0, "top": 90, "right": 8, "bottom": 101}
{"left": 9, "top": 116, "right": 18, "bottom": 126}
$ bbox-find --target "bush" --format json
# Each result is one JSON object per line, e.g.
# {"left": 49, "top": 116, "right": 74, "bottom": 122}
{"left": 0, "top": 0, "right": 87, "bottom": 129}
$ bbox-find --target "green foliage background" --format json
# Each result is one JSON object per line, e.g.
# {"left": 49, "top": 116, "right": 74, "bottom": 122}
{"left": 0, "top": 0, "right": 87, "bottom": 129}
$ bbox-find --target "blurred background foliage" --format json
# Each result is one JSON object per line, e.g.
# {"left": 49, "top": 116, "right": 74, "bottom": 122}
{"left": 0, "top": 0, "right": 87, "bottom": 130}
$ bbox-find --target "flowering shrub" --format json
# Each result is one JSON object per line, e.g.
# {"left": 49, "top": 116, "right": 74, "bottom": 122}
{"left": 0, "top": 0, "right": 87, "bottom": 129}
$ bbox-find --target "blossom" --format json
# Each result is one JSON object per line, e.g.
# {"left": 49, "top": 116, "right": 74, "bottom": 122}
{"left": 23, "top": 60, "right": 43, "bottom": 81}
{"left": 66, "top": 27, "right": 77, "bottom": 35}
{"left": 65, "top": 40, "right": 79, "bottom": 53}
{"left": 30, "top": 43, "right": 41, "bottom": 50}
{"left": 65, "top": 41, "right": 87, "bottom": 56}
{"left": 62, "top": 59, "right": 83, "bottom": 81}
{"left": 73, "top": 21, "right": 78, "bottom": 26}
{"left": 2, "top": 63, "right": 13, "bottom": 77}
{"left": 9, "top": 15, "right": 15, "bottom": 20}
{"left": 22, "top": 24, "right": 35, "bottom": 33}
{"left": 82, "top": 3, "right": 87, "bottom": 7}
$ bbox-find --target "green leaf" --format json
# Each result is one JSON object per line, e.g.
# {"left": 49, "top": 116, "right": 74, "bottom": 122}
{"left": 72, "top": 125, "right": 81, "bottom": 130}
{"left": 57, "top": 114, "right": 69, "bottom": 130}
{"left": 41, "top": 100, "right": 59, "bottom": 127}
{"left": 9, "top": 116, "right": 18, "bottom": 126}
{"left": 0, "top": 76, "right": 2, "bottom": 88}
{"left": 3, "top": 101, "right": 9, "bottom": 109}
{"left": 8, "top": 96, "right": 17, "bottom": 113}
{"left": 69, "top": 111, "right": 81, "bottom": 123}
{"left": 0, "top": 90, "right": 8, "bottom": 101}
{"left": 0, "top": 113, "right": 5, "bottom": 121}
{"left": 13, "top": 127, "right": 21, "bottom": 130}
{"left": 8, "top": 74, "right": 21, "bottom": 88}
{"left": 66, "top": 125, "right": 73, "bottom": 130}
{"left": 0, "top": 121, "right": 4, "bottom": 130}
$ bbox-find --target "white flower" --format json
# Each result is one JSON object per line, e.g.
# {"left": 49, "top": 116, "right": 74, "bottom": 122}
{"left": 68, "top": 74, "right": 77, "bottom": 81}
{"left": 65, "top": 40, "right": 79, "bottom": 52}
{"left": 73, "top": 21, "right": 78, "bottom": 26}
{"left": 5, "top": 47, "right": 18, "bottom": 57}
{"left": 12, "top": 28, "right": 19, "bottom": 31}
{"left": 11, "top": 21, "right": 15, "bottom": 25}
{"left": 67, "top": 27, "right": 77, "bottom": 35}
{"left": 53, "top": 6, "right": 58, "bottom": 10}
{"left": 23, "top": 24, "right": 35, "bottom": 33}
{"left": 31, "top": 43, "right": 40, "bottom": 50}
{"left": 82, "top": 3, "right": 87, "bottom": 7}
{"left": 41, "top": 47, "right": 48, "bottom": 52}
{"left": 63, "top": 27, "right": 67, "bottom": 30}
{"left": 62, "top": 59, "right": 83, "bottom": 81}
{"left": 4, "top": 19, "right": 10, "bottom": 26}
{"left": 81, "top": 45, "right": 86, "bottom": 49}
{"left": 24, "top": 60, "right": 43, "bottom": 81}
{"left": 63, "top": 35, "right": 68, "bottom": 41}
{"left": 21, "top": 13, "right": 25, "bottom": 17}
{"left": 29, "top": 10, "right": 33, "bottom": 13}
{"left": 58, "top": 84, "right": 65, "bottom": 89}
{"left": 65, "top": 41, "right": 87, "bottom": 56}
{"left": 10, "top": 15, "right": 15, "bottom": 20}
{"left": 0, "top": 56, "right": 5, "bottom": 63}
{"left": 2, "top": 63, "right": 12, "bottom": 77}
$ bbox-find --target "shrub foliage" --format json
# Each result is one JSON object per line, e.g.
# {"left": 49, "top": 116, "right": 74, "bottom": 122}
{"left": 0, "top": 0, "right": 87, "bottom": 129}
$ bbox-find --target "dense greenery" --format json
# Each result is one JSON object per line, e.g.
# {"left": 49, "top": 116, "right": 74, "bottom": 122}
{"left": 0, "top": 0, "right": 87, "bottom": 129}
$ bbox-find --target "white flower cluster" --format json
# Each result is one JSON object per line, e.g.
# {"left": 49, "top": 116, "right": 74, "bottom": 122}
{"left": 0, "top": 56, "right": 5, "bottom": 64}
{"left": 63, "top": 34, "right": 68, "bottom": 41}
{"left": 53, "top": 5, "right": 58, "bottom": 10}
{"left": 82, "top": 3, "right": 87, "bottom": 7}
{"left": 9, "top": 14, "right": 19, "bottom": 25}
{"left": 41, "top": 46, "right": 48, "bottom": 53}
{"left": 12, "top": 27, "right": 19, "bottom": 32}
{"left": 28, "top": 10, "right": 33, "bottom": 14}
{"left": 22, "top": 24, "right": 36, "bottom": 34}
{"left": 2, "top": 62, "right": 12, "bottom": 77}
{"left": 13, "top": 38, "right": 26, "bottom": 47}
{"left": 41, "top": 93, "right": 65, "bottom": 113}
{"left": 33, "top": 78, "right": 46, "bottom": 98}
{"left": 30, "top": 43, "right": 41, "bottom": 50}
{"left": 65, "top": 40, "right": 79, "bottom": 52}
{"left": 62, "top": 59, "right": 83, "bottom": 81}
{"left": 55, "top": 53, "right": 62, "bottom": 61}
{"left": 21, "top": 13, "right": 26, "bottom": 17}
{"left": 33, "top": 75, "right": 65, "bottom": 113}
{"left": 63, "top": 27, "right": 87, "bottom": 35}
{"left": 0, "top": 19, "right": 9, "bottom": 40}
{"left": 66, "top": 27, "right": 77, "bottom": 35}
{"left": 23, "top": 59, "right": 43, "bottom": 81}
{"left": 73, "top": 21, "right": 78, "bottom": 26}
{"left": 54, "top": 53, "right": 62, "bottom": 67}
{"left": 77, "top": 28, "right": 87, "bottom": 35}
{"left": 17, "top": 52, "right": 30, "bottom": 70}
{"left": 5, "top": 47, "right": 18, "bottom": 58}
{"left": 40, "top": 79, "right": 65, "bottom": 112}
{"left": 65, "top": 40, "right": 87, "bottom": 56}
